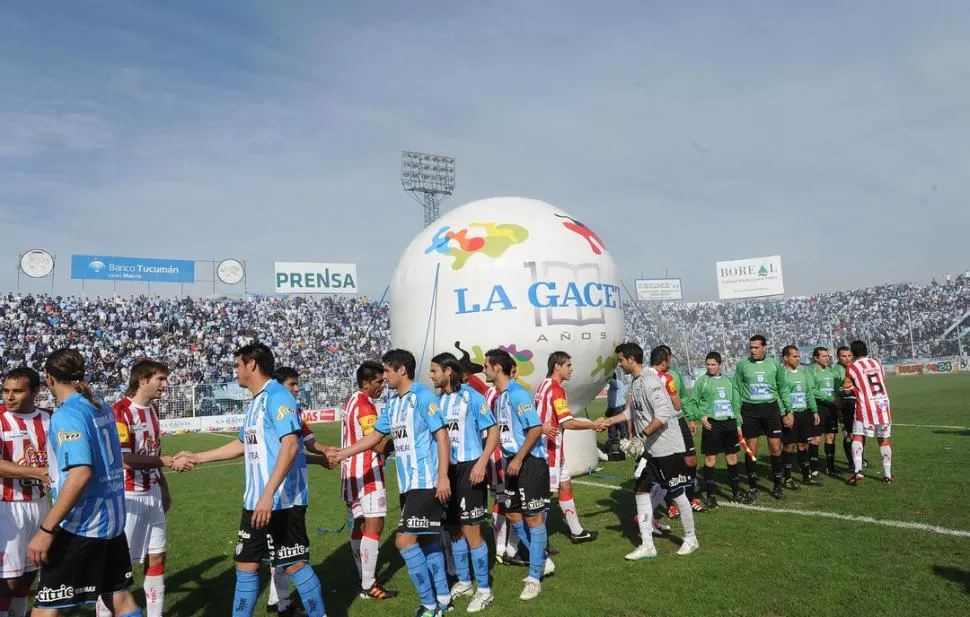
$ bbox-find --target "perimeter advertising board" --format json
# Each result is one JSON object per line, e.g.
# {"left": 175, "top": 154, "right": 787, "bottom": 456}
{"left": 634, "top": 278, "right": 683, "bottom": 301}
{"left": 716, "top": 255, "right": 784, "bottom": 300}
{"left": 71, "top": 255, "right": 195, "bottom": 283}
{"left": 274, "top": 262, "right": 358, "bottom": 294}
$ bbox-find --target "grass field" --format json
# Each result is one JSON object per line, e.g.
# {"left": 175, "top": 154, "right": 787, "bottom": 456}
{"left": 86, "top": 374, "right": 970, "bottom": 616}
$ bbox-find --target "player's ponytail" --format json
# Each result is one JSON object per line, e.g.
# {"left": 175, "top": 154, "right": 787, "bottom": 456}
{"left": 44, "top": 348, "right": 106, "bottom": 413}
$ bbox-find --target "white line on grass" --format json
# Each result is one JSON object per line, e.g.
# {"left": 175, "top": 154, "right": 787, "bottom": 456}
{"left": 894, "top": 423, "right": 970, "bottom": 430}
{"left": 571, "top": 479, "right": 970, "bottom": 539}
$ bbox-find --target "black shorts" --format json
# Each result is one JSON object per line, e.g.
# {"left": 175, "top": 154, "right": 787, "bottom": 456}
{"left": 741, "top": 402, "right": 783, "bottom": 439}
{"left": 447, "top": 461, "right": 489, "bottom": 526}
{"left": 35, "top": 531, "right": 133, "bottom": 609}
{"left": 678, "top": 417, "right": 697, "bottom": 456}
{"left": 633, "top": 454, "right": 692, "bottom": 497}
{"left": 817, "top": 401, "right": 840, "bottom": 434}
{"left": 701, "top": 419, "right": 741, "bottom": 455}
{"left": 505, "top": 455, "right": 550, "bottom": 517}
{"left": 236, "top": 506, "right": 310, "bottom": 567}
{"left": 839, "top": 399, "right": 856, "bottom": 432}
{"left": 782, "top": 413, "right": 818, "bottom": 444}
{"left": 398, "top": 489, "right": 444, "bottom": 535}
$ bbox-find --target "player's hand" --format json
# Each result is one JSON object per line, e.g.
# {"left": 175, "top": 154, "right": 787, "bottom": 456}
{"left": 542, "top": 422, "right": 557, "bottom": 438}
{"left": 782, "top": 413, "right": 795, "bottom": 429}
{"left": 27, "top": 530, "right": 53, "bottom": 566}
{"left": 329, "top": 448, "right": 346, "bottom": 464}
{"left": 252, "top": 494, "right": 273, "bottom": 529}
{"left": 435, "top": 475, "right": 451, "bottom": 503}
{"left": 813, "top": 413, "right": 820, "bottom": 426}
{"left": 689, "top": 420, "right": 697, "bottom": 436}
{"left": 470, "top": 460, "right": 487, "bottom": 485}
{"left": 506, "top": 457, "right": 523, "bottom": 478}
{"left": 701, "top": 417, "right": 713, "bottom": 431}
{"left": 593, "top": 417, "right": 610, "bottom": 432}
{"left": 171, "top": 455, "right": 195, "bottom": 473}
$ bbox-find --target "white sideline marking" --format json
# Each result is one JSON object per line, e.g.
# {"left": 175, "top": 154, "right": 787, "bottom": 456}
{"left": 894, "top": 423, "right": 970, "bottom": 430}
{"left": 571, "top": 479, "right": 970, "bottom": 539}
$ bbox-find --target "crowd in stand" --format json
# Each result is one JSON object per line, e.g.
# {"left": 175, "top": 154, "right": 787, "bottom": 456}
{"left": 1, "top": 272, "right": 967, "bottom": 391}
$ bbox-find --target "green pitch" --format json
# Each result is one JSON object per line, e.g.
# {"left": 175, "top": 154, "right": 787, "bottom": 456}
{"left": 98, "top": 375, "right": 970, "bottom": 616}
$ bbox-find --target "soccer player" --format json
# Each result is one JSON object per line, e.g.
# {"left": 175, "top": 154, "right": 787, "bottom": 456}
{"left": 779, "top": 347, "right": 821, "bottom": 488}
{"left": 833, "top": 346, "right": 859, "bottom": 471}
{"left": 807, "top": 347, "right": 841, "bottom": 477}
{"left": 97, "top": 360, "right": 176, "bottom": 617}
{"left": 30, "top": 348, "right": 143, "bottom": 617}
{"left": 430, "top": 353, "right": 498, "bottom": 613}
{"left": 685, "top": 352, "right": 746, "bottom": 508}
{"left": 845, "top": 341, "right": 894, "bottom": 485}
{"left": 0, "top": 368, "right": 51, "bottom": 617}
{"left": 485, "top": 348, "right": 549, "bottom": 600}
{"left": 734, "top": 335, "right": 790, "bottom": 501}
{"left": 332, "top": 349, "right": 452, "bottom": 617}
{"left": 604, "top": 343, "right": 699, "bottom": 560}
{"left": 535, "top": 351, "right": 600, "bottom": 544}
{"left": 173, "top": 343, "right": 326, "bottom": 617}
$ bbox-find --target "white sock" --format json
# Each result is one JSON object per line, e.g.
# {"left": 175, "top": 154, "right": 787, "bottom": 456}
{"left": 351, "top": 537, "right": 363, "bottom": 578}
{"left": 634, "top": 493, "right": 656, "bottom": 550}
{"left": 360, "top": 533, "right": 380, "bottom": 589}
{"left": 649, "top": 482, "right": 667, "bottom": 510}
{"left": 674, "top": 493, "right": 696, "bottom": 540}
{"left": 851, "top": 440, "right": 864, "bottom": 474}
{"left": 95, "top": 596, "right": 112, "bottom": 617}
{"left": 493, "top": 510, "right": 508, "bottom": 556}
{"left": 270, "top": 567, "right": 290, "bottom": 611}
{"left": 9, "top": 596, "right": 28, "bottom": 617}
{"left": 880, "top": 443, "right": 892, "bottom": 478}
{"left": 143, "top": 574, "right": 165, "bottom": 617}
{"left": 559, "top": 498, "right": 584, "bottom": 536}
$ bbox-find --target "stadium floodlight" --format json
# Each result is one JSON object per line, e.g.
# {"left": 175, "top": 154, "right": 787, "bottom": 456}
{"left": 401, "top": 150, "right": 456, "bottom": 227}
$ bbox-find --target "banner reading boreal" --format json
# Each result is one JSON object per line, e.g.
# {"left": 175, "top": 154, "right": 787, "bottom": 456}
{"left": 635, "top": 278, "right": 683, "bottom": 301}
{"left": 275, "top": 262, "right": 358, "bottom": 294}
{"left": 716, "top": 254, "right": 784, "bottom": 300}
{"left": 71, "top": 255, "right": 195, "bottom": 283}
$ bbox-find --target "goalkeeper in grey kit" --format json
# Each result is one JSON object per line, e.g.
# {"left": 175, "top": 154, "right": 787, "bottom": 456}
{"left": 602, "top": 343, "right": 700, "bottom": 560}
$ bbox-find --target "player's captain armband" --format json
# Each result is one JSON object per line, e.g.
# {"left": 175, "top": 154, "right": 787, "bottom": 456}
{"left": 115, "top": 422, "right": 130, "bottom": 445}
{"left": 553, "top": 398, "right": 571, "bottom": 416}
{"left": 665, "top": 381, "right": 678, "bottom": 396}
{"left": 359, "top": 414, "right": 377, "bottom": 435}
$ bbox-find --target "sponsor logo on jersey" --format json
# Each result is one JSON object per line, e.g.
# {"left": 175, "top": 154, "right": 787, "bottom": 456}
{"left": 276, "top": 406, "right": 295, "bottom": 421}
{"left": 56, "top": 431, "right": 81, "bottom": 446}
{"left": 517, "top": 403, "right": 530, "bottom": 416}
{"left": 276, "top": 544, "right": 309, "bottom": 560}
{"left": 406, "top": 515, "right": 435, "bottom": 530}
{"left": 16, "top": 444, "right": 47, "bottom": 467}
{"left": 427, "top": 403, "right": 439, "bottom": 416}
{"left": 36, "top": 585, "right": 75, "bottom": 603}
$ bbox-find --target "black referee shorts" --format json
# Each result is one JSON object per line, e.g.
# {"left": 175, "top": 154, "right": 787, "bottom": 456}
{"left": 741, "top": 402, "right": 783, "bottom": 439}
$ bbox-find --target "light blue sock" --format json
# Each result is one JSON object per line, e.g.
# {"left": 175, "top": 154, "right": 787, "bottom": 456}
{"left": 527, "top": 523, "right": 547, "bottom": 582}
{"left": 232, "top": 569, "right": 260, "bottom": 617}
{"left": 421, "top": 541, "right": 451, "bottom": 605}
{"left": 469, "top": 542, "right": 491, "bottom": 591}
{"left": 451, "top": 536, "right": 471, "bottom": 584}
{"left": 119, "top": 611, "right": 144, "bottom": 617}
{"left": 290, "top": 563, "right": 326, "bottom": 617}
{"left": 401, "top": 543, "right": 436, "bottom": 608}
{"left": 511, "top": 520, "right": 531, "bottom": 554}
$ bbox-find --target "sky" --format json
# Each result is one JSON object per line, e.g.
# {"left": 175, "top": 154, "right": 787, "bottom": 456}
{"left": 2, "top": 0, "right": 968, "bottom": 301}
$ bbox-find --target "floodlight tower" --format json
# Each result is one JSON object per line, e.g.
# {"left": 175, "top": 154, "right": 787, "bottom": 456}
{"left": 401, "top": 151, "right": 456, "bottom": 227}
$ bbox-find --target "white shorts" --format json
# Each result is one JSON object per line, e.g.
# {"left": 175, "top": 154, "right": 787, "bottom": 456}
{"left": 852, "top": 420, "right": 892, "bottom": 439}
{"left": 347, "top": 489, "right": 387, "bottom": 519}
{"left": 0, "top": 499, "right": 50, "bottom": 578}
{"left": 549, "top": 461, "right": 571, "bottom": 493}
{"left": 125, "top": 484, "right": 167, "bottom": 562}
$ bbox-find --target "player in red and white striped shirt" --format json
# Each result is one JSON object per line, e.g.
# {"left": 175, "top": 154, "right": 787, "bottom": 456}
{"left": 96, "top": 359, "right": 177, "bottom": 617}
{"left": 845, "top": 341, "right": 894, "bottom": 485}
{"left": 0, "top": 367, "right": 51, "bottom": 617}
{"left": 536, "top": 352, "right": 603, "bottom": 545}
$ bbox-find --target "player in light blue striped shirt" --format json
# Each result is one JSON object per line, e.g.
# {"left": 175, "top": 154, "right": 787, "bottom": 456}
{"left": 334, "top": 349, "right": 452, "bottom": 617}
{"left": 30, "top": 348, "right": 143, "bottom": 617}
{"left": 174, "top": 343, "right": 325, "bottom": 617}
{"left": 430, "top": 353, "right": 498, "bottom": 612}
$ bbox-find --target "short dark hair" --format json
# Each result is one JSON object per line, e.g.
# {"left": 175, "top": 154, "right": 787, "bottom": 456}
{"left": 485, "top": 348, "right": 515, "bottom": 377}
{"left": 126, "top": 358, "right": 170, "bottom": 397}
{"left": 812, "top": 347, "right": 827, "bottom": 358}
{"left": 382, "top": 349, "right": 416, "bottom": 379}
{"left": 3, "top": 367, "right": 41, "bottom": 393}
{"left": 274, "top": 366, "right": 300, "bottom": 384}
{"left": 356, "top": 360, "right": 384, "bottom": 388}
{"left": 750, "top": 335, "right": 767, "bottom": 346}
{"left": 235, "top": 343, "right": 275, "bottom": 377}
{"left": 614, "top": 342, "right": 644, "bottom": 364}
{"left": 782, "top": 345, "right": 798, "bottom": 359}
{"left": 649, "top": 346, "right": 670, "bottom": 367}
{"left": 850, "top": 340, "right": 868, "bottom": 358}
{"left": 837, "top": 345, "right": 851, "bottom": 355}
{"left": 659, "top": 344, "right": 672, "bottom": 356}
{"left": 705, "top": 351, "right": 722, "bottom": 364}
{"left": 546, "top": 351, "right": 571, "bottom": 378}
{"left": 431, "top": 352, "right": 463, "bottom": 391}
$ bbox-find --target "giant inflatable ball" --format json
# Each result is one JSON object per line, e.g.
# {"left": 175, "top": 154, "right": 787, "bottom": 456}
{"left": 390, "top": 197, "right": 625, "bottom": 471}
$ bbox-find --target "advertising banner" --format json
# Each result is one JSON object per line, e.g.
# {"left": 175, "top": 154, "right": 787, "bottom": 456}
{"left": 715, "top": 255, "right": 784, "bottom": 300}
{"left": 275, "top": 262, "right": 358, "bottom": 294}
{"left": 71, "top": 255, "right": 195, "bottom": 283}
{"left": 895, "top": 363, "right": 924, "bottom": 375}
{"left": 634, "top": 278, "right": 683, "bottom": 301}
{"left": 159, "top": 409, "right": 340, "bottom": 436}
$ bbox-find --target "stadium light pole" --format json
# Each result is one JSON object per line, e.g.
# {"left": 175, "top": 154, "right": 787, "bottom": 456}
{"left": 401, "top": 151, "right": 456, "bottom": 227}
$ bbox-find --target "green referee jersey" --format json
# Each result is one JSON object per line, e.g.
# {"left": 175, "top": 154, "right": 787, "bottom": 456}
{"left": 807, "top": 363, "right": 837, "bottom": 404}
{"left": 780, "top": 366, "right": 818, "bottom": 413}
{"left": 732, "top": 356, "right": 787, "bottom": 413}
{"left": 833, "top": 363, "right": 856, "bottom": 400}
{"left": 686, "top": 374, "right": 741, "bottom": 423}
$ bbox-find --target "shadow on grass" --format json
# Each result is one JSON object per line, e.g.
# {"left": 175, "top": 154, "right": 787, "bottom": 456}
{"left": 933, "top": 429, "right": 970, "bottom": 437}
{"left": 933, "top": 565, "right": 970, "bottom": 594}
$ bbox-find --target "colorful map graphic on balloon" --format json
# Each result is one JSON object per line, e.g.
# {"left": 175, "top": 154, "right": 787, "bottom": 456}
{"left": 467, "top": 342, "right": 535, "bottom": 385}
{"left": 425, "top": 222, "right": 529, "bottom": 270}
{"left": 556, "top": 214, "right": 606, "bottom": 255}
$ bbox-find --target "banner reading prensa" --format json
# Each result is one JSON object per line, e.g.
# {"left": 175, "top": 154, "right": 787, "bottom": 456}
{"left": 71, "top": 255, "right": 195, "bottom": 283}
{"left": 275, "top": 262, "right": 358, "bottom": 294}
{"left": 635, "top": 278, "right": 683, "bottom": 301}
{"left": 715, "top": 255, "right": 784, "bottom": 300}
